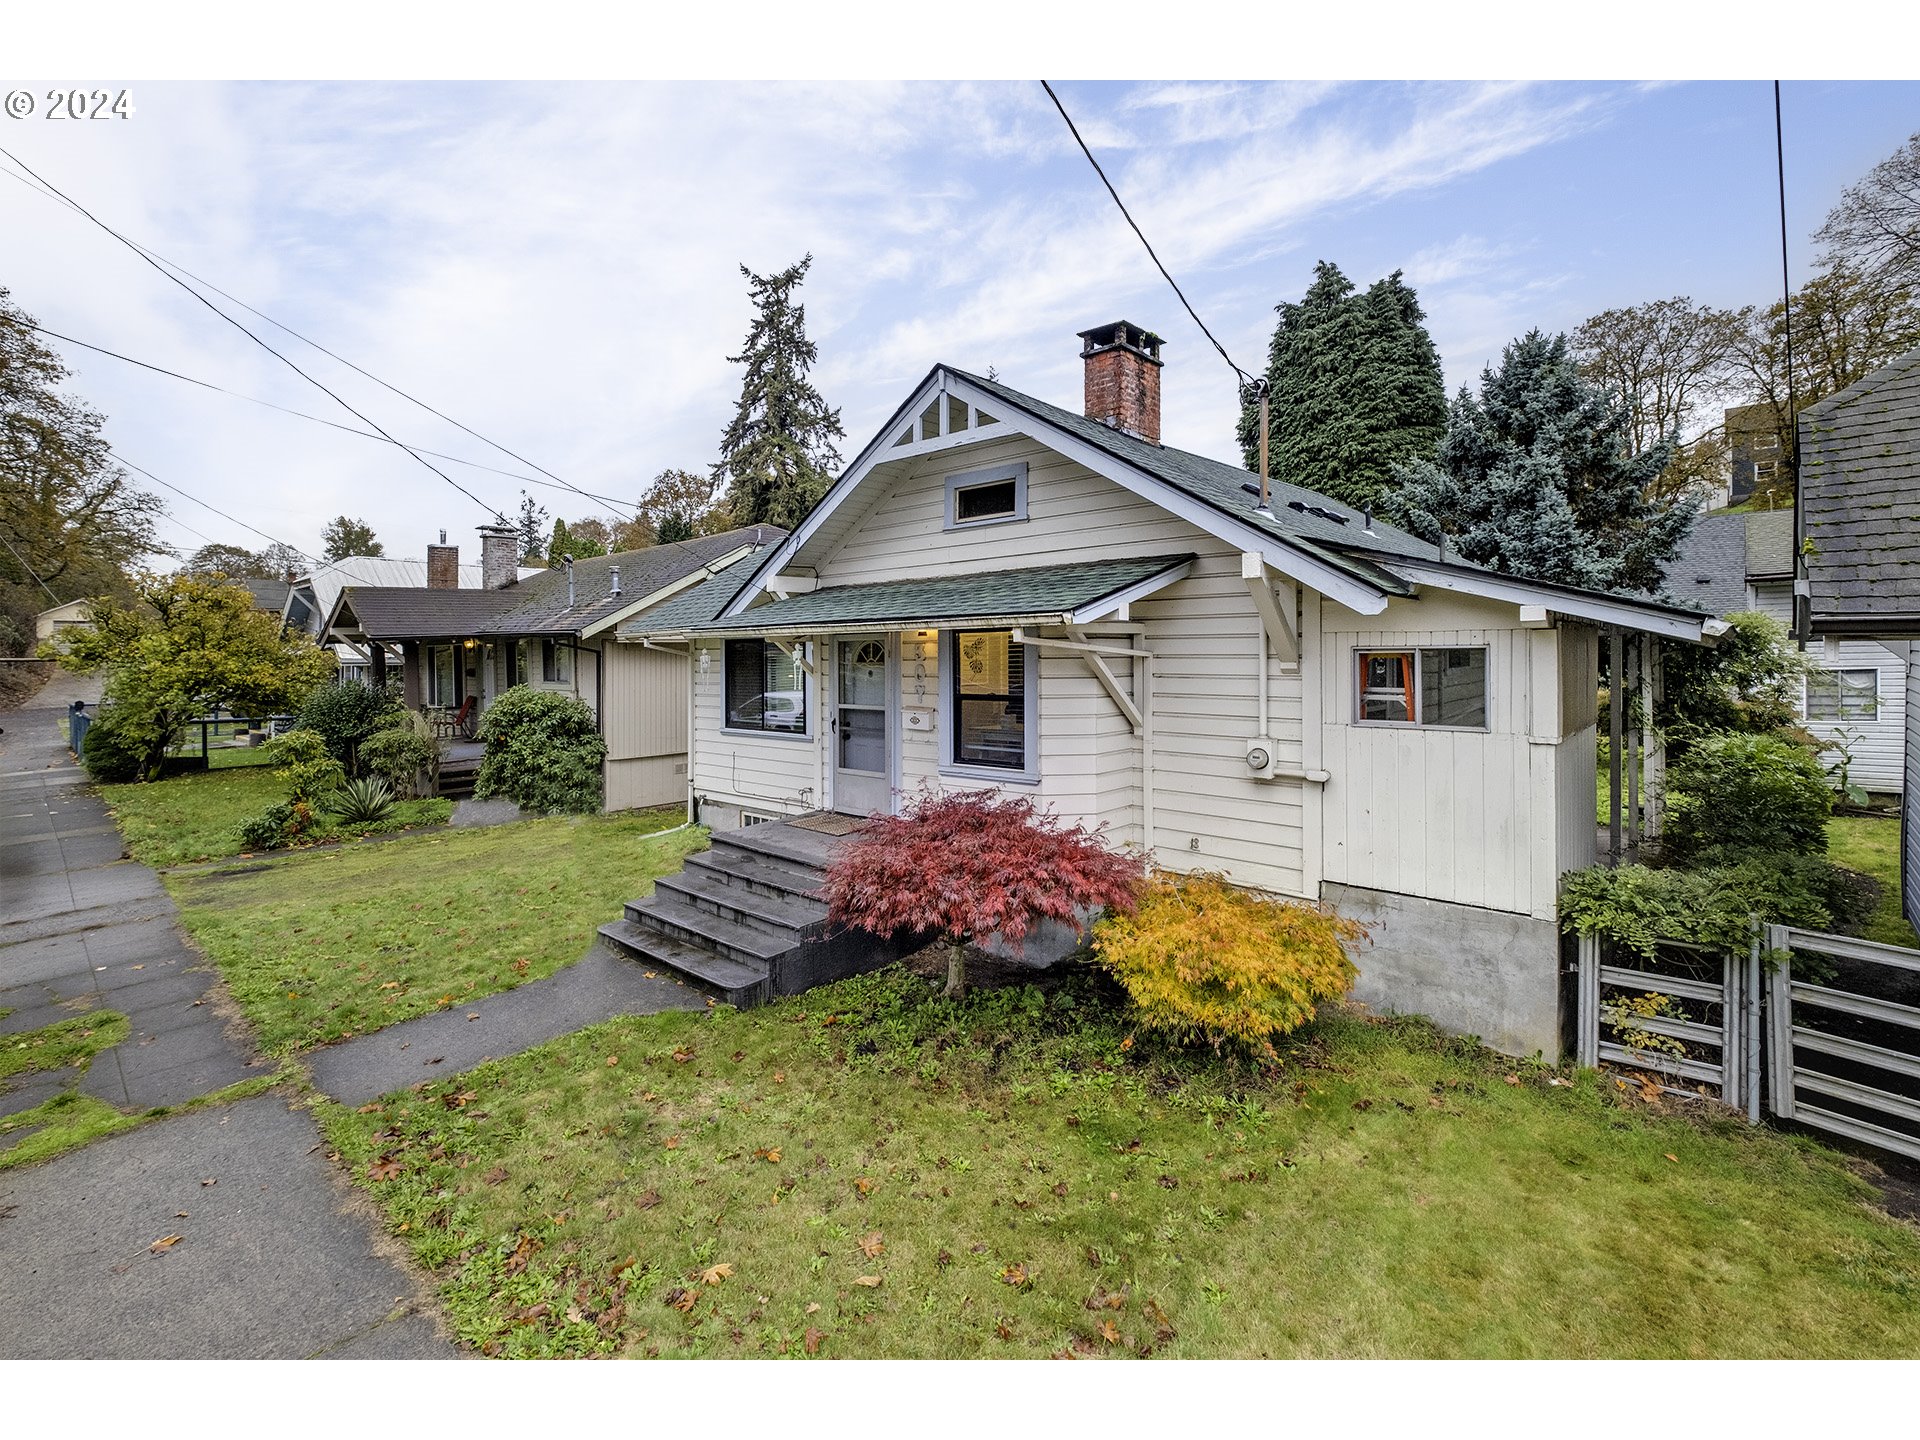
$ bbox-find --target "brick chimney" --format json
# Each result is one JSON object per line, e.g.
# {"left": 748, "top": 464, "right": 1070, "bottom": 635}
{"left": 1079, "top": 321, "right": 1164, "bottom": 445}
{"left": 478, "top": 523, "right": 520, "bottom": 591}
{"left": 426, "top": 530, "right": 459, "bottom": 590}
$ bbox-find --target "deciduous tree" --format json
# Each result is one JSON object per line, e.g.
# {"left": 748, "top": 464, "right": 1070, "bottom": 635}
{"left": 53, "top": 572, "right": 337, "bottom": 779}
{"left": 822, "top": 789, "right": 1144, "bottom": 998}
{"left": 714, "top": 256, "right": 844, "bottom": 530}
{"left": 1572, "top": 297, "right": 1736, "bottom": 501}
{"left": 182, "top": 542, "right": 271, "bottom": 578}
{"left": 1816, "top": 128, "right": 1920, "bottom": 292}
{"left": 1385, "top": 330, "right": 1695, "bottom": 597}
{"left": 1236, "top": 261, "right": 1447, "bottom": 511}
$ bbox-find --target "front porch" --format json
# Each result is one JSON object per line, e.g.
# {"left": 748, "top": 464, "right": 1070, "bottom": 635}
{"left": 437, "top": 736, "right": 487, "bottom": 799}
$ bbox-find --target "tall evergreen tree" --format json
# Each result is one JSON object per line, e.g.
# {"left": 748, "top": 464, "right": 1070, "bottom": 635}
{"left": 1236, "top": 261, "right": 1447, "bottom": 511}
{"left": 513, "top": 490, "right": 549, "bottom": 565}
{"left": 1384, "top": 330, "right": 1695, "bottom": 597}
{"left": 320, "top": 515, "right": 383, "bottom": 561}
{"left": 713, "top": 256, "right": 844, "bottom": 530}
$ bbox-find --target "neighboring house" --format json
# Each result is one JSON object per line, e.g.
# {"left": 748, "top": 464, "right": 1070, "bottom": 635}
{"left": 619, "top": 321, "right": 1714, "bottom": 1056}
{"left": 33, "top": 598, "right": 92, "bottom": 646}
{"left": 1798, "top": 345, "right": 1920, "bottom": 922}
{"left": 283, "top": 549, "right": 540, "bottom": 682}
{"left": 1669, "top": 509, "right": 1907, "bottom": 793}
{"left": 324, "top": 524, "right": 784, "bottom": 810}
{"left": 1723, "top": 401, "right": 1788, "bottom": 509}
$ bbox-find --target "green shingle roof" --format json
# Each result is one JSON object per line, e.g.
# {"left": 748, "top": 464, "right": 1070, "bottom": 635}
{"left": 617, "top": 554, "right": 765, "bottom": 637}
{"left": 680, "top": 554, "right": 1193, "bottom": 635}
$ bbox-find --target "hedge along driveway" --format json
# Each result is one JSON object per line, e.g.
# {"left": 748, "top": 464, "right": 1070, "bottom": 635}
{"left": 166, "top": 807, "right": 703, "bottom": 1056}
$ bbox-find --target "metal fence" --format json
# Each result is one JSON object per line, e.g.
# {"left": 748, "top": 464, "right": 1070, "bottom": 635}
{"left": 1575, "top": 932, "right": 1754, "bottom": 1112}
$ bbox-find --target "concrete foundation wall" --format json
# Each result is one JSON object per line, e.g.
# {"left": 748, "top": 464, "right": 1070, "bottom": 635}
{"left": 1323, "top": 882, "right": 1564, "bottom": 1060}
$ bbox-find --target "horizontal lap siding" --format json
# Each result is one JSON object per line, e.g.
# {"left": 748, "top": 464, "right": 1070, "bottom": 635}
{"left": 1320, "top": 592, "right": 1562, "bottom": 919}
{"left": 1753, "top": 581, "right": 1908, "bottom": 792}
{"left": 691, "top": 639, "right": 822, "bottom": 814}
{"left": 810, "top": 440, "right": 1305, "bottom": 894}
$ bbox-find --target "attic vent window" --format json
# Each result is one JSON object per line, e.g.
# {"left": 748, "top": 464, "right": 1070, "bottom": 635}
{"left": 945, "top": 462, "right": 1028, "bottom": 530}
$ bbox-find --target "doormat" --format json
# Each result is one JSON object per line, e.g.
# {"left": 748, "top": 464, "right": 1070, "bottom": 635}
{"left": 788, "top": 812, "right": 871, "bottom": 836}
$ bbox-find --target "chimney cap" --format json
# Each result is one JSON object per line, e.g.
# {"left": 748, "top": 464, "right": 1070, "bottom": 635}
{"left": 1077, "top": 320, "right": 1164, "bottom": 364}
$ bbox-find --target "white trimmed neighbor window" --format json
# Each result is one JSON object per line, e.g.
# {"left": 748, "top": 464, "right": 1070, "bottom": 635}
{"left": 1805, "top": 668, "right": 1878, "bottom": 723}
{"left": 1355, "top": 648, "right": 1488, "bottom": 729}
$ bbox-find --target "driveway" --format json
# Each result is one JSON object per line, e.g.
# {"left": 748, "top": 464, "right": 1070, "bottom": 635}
{"left": 0, "top": 696, "right": 455, "bottom": 1358}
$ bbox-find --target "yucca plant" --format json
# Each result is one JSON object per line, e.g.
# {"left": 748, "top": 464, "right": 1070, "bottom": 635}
{"left": 327, "top": 775, "right": 397, "bottom": 826}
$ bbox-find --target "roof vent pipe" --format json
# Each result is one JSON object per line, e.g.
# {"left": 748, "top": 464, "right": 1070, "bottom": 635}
{"left": 609, "top": 564, "right": 621, "bottom": 598}
{"left": 563, "top": 554, "right": 575, "bottom": 608}
{"left": 439, "top": 529, "right": 446, "bottom": 544}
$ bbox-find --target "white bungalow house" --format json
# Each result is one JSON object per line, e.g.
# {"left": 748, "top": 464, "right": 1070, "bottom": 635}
{"left": 609, "top": 322, "right": 1713, "bottom": 1056}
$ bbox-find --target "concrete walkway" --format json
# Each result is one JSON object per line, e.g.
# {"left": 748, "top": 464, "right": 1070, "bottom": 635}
{"left": 0, "top": 701, "right": 456, "bottom": 1359}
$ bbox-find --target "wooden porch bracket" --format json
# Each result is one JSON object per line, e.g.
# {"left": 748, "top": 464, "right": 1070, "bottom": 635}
{"left": 1241, "top": 552, "right": 1299, "bottom": 664}
{"left": 1063, "top": 625, "right": 1145, "bottom": 732}
{"left": 770, "top": 638, "right": 819, "bottom": 676}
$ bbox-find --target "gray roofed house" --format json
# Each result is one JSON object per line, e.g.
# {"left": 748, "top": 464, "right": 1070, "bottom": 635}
{"left": 321, "top": 521, "right": 786, "bottom": 812}
{"left": 598, "top": 319, "right": 1716, "bottom": 1057}
{"left": 1796, "top": 343, "right": 1920, "bottom": 924}
{"left": 1665, "top": 511, "right": 1750, "bottom": 619}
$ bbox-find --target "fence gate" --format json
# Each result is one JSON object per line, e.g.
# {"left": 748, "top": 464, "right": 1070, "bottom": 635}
{"left": 1575, "top": 934, "right": 1752, "bottom": 1111}
{"left": 1765, "top": 925, "right": 1920, "bottom": 1164}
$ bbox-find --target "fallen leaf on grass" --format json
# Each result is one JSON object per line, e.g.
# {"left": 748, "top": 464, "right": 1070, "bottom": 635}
{"left": 503, "top": 1234, "right": 541, "bottom": 1275}
{"left": 701, "top": 1263, "right": 734, "bottom": 1286}
{"left": 857, "top": 1231, "right": 885, "bottom": 1259}
{"left": 773, "top": 1070, "right": 786, "bottom": 1084}
{"left": 665, "top": 1287, "right": 696, "bottom": 1313}
{"left": 671, "top": 1047, "right": 694, "bottom": 1064}
{"left": 482, "top": 1165, "right": 509, "bottom": 1186}
{"left": 1100, "top": 1319, "right": 1122, "bottom": 1345}
{"left": 995, "top": 1317, "right": 1016, "bottom": 1340}
{"left": 354, "top": 1102, "right": 381, "bottom": 1114}
{"left": 606, "top": 1056, "right": 619, "bottom": 1067}
{"left": 508, "top": 1301, "right": 552, "bottom": 1324}
{"left": 805, "top": 1302, "right": 821, "bottom": 1315}
{"left": 663, "top": 1136, "right": 681, "bottom": 1150}
{"left": 853, "top": 1274, "right": 883, "bottom": 1288}
{"left": 1085, "top": 1286, "right": 1127, "bottom": 1311}
{"left": 637, "top": 1189, "right": 662, "bottom": 1209}
{"left": 1000, "top": 1263, "right": 1030, "bottom": 1288}
{"left": 854, "top": 1177, "right": 875, "bottom": 1196}
{"left": 1504, "top": 1074, "right": 1521, "bottom": 1086}
{"left": 368, "top": 1157, "right": 403, "bottom": 1181}
{"left": 1665, "top": 1153, "right": 1679, "bottom": 1164}
{"left": 150, "top": 1234, "right": 183, "bottom": 1253}
{"left": 754, "top": 1147, "right": 782, "bottom": 1164}
{"left": 804, "top": 1326, "right": 826, "bottom": 1355}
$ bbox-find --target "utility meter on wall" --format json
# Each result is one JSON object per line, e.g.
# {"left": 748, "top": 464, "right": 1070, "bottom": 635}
{"left": 1245, "top": 736, "right": 1278, "bottom": 779}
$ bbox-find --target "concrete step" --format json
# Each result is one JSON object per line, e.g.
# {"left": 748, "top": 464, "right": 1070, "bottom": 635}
{"left": 625, "top": 893, "right": 794, "bottom": 968}
{"left": 685, "top": 845, "right": 827, "bottom": 904}
{"left": 710, "top": 820, "right": 852, "bottom": 872}
{"left": 597, "top": 920, "right": 769, "bottom": 1008}
{"left": 651, "top": 866, "right": 828, "bottom": 942}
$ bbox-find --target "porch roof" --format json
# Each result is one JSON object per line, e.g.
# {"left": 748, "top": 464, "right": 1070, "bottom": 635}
{"left": 677, "top": 554, "right": 1195, "bottom": 638}
{"left": 329, "top": 586, "right": 524, "bottom": 641}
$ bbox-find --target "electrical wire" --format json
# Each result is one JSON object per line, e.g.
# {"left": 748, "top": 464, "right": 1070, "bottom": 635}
{"left": 25, "top": 321, "right": 648, "bottom": 511}
{"left": 0, "top": 531, "right": 63, "bottom": 604}
{"left": 0, "top": 147, "right": 504, "bottom": 517}
{"left": 1039, "top": 80, "right": 1257, "bottom": 392}
{"left": 1774, "top": 81, "right": 1805, "bottom": 647}
{"left": 109, "top": 452, "right": 312, "bottom": 564}
{"left": 1, "top": 160, "right": 629, "bottom": 527}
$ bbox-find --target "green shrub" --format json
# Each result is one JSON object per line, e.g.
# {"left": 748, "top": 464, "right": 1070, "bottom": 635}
{"left": 1560, "top": 852, "right": 1836, "bottom": 959}
{"left": 296, "top": 680, "right": 398, "bottom": 773}
{"left": 327, "top": 776, "right": 397, "bottom": 826}
{"left": 474, "top": 688, "right": 605, "bottom": 815}
{"left": 79, "top": 709, "right": 144, "bottom": 782}
{"left": 236, "top": 802, "right": 298, "bottom": 852}
{"left": 263, "top": 728, "right": 346, "bottom": 804}
{"left": 1656, "top": 610, "right": 1812, "bottom": 752}
{"left": 1660, "top": 731, "right": 1831, "bottom": 861}
{"left": 1092, "top": 872, "right": 1362, "bottom": 1052}
{"left": 359, "top": 709, "right": 440, "bottom": 798}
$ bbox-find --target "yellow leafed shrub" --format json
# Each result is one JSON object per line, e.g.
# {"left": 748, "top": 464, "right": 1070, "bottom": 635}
{"left": 1092, "top": 872, "right": 1363, "bottom": 1049}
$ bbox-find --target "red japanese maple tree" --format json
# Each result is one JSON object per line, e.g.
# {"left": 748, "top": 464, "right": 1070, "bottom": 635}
{"left": 821, "top": 789, "right": 1145, "bottom": 998}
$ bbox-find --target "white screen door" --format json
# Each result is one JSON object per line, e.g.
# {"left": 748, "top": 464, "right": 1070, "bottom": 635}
{"left": 832, "top": 635, "right": 893, "bottom": 816}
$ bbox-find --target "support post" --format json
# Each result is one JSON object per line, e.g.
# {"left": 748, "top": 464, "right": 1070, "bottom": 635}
{"left": 1607, "top": 628, "right": 1623, "bottom": 863}
{"left": 1747, "top": 915, "right": 1763, "bottom": 1123}
{"left": 1627, "top": 633, "right": 1642, "bottom": 857}
{"left": 1644, "top": 637, "right": 1665, "bottom": 840}
{"left": 1576, "top": 932, "right": 1600, "bottom": 1068}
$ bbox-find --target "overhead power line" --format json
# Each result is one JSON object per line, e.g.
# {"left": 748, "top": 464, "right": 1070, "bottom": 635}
{"left": 1039, "top": 80, "right": 1256, "bottom": 389}
{"left": 27, "top": 321, "right": 647, "bottom": 511}
{"left": 1, "top": 160, "right": 627, "bottom": 526}
{"left": 0, "top": 532, "right": 63, "bottom": 604}
{"left": 109, "top": 452, "right": 312, "bottom": 563}
{"left": 0, "top": 147, "right": 503, "bottom": 517}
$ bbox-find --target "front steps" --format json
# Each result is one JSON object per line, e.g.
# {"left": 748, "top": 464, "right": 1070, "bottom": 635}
{"left": 597, "top": 818, "right": 918, "bottom": 1007}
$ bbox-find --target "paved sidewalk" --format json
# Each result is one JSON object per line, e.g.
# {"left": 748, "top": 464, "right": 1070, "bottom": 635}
{"left": 309, "top": 944, "right": 707, "bottom": 1104}
{"left": 0, "top": 1092, "right": 451, "bottom": 1358}
{"left": 1, "top": 706, "right": 266, "bottom": 1112}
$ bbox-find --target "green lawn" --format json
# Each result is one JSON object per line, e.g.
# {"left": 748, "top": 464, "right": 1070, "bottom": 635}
{"left": 99, "top": 766, "right": 450, "bottom": 868}
{"left": 168, "top": 807, "right": 703, "bottom": 1056}
{"left": 322, "top": 969, "right": 1920, "bottom": 1360}
{"left": 1827, "top": 815, "right": 1918, "bottom": 948}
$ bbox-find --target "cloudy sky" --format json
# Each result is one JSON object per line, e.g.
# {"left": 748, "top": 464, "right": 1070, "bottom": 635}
{"left": 4, "top": 78, "right": 1917, "bottom": 571}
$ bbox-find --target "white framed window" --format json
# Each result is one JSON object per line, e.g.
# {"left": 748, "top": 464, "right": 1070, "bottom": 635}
{"left": 1805, "top": 668, "right": 1878, "bottom": 723}
{"left": 426, "top": 644, "right": 458, "bottom": 707}
{"left": 1354, "top": 648, "right": 1488, "bottom": 729}
{"left": 541, "top": 639, "right": 573, "bottom": 685}
{"left": 944, "top": 462, "right": 1028, "bottom": 530}
{"left": 940, "top": 628, "right": 1039, "bottom": 782}
{"left": 724, "top": 638, "right": 810, "bottom": 737}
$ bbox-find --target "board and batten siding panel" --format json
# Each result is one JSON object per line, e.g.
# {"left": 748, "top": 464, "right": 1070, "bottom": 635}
{"left": 690, "top": 638, "right": 823, "bottom": 815}
{"left": 1906, "top": 655, "right": 1920, "bottom": 926}
{"left": 600, "top": 642, "right": 687, "bottom": 762}
{"left": 1319, "top": 590, "right": 1566, "bottom": 919}
{"left": 1753, "top": 579, "right": 1908, "bottom": 793}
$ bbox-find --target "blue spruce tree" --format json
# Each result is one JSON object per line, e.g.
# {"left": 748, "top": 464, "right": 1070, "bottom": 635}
{"left": 1384, "top": 330, "right": 1695, "bottom": 596}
